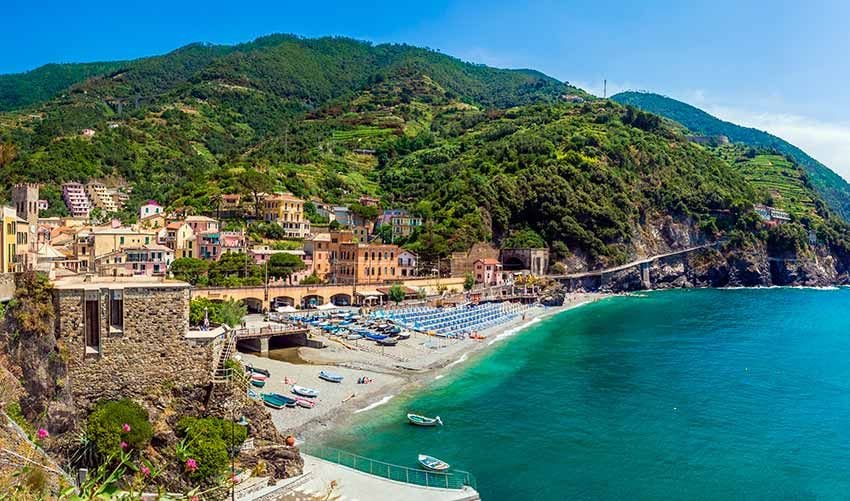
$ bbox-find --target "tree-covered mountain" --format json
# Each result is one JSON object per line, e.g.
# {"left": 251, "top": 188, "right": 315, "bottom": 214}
{"left": 0, "top": 61, "right": 128, "bottom": 112}
{"left": 610, "top": 91, "right": 850, "bottom": 220}
{"left": 3, "top": 34, "right": 850, "bottom": 276}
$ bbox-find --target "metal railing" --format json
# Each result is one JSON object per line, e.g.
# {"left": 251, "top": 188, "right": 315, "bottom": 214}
{"left": 303, "top": 445, "right": 476, "bottom": 490}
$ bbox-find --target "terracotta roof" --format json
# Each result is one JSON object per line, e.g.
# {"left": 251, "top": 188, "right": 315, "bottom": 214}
{"left": 166, "top": 222, "right": 184, "bottom": 230}
{"left": 476, "top": 258, "right": 501, "bottom": 265}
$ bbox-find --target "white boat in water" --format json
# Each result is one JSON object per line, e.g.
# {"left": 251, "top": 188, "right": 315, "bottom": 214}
{"left": 407, "top": 413, "right": 443, "bottom": 426}
{"left": 418, "top": 454, "right": 450, "bottom": 471}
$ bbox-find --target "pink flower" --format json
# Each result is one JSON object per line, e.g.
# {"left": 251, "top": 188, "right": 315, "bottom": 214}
{"left": 186, "top": 458, "right": 198, "bottom": 472}
{"left": 120, "top": 441, "right": 128, "bottom": 449}
{"left": 140, "top": 465, "right": 151, "bottom": 477}
{"left": 36, "top": 428, "right": 49, "bottom": 440}
{"left": 190, "top": 497, "right": 199, "bottom": 501}
{"left": 122, "top": 423, "right": 131, "bottom": 433}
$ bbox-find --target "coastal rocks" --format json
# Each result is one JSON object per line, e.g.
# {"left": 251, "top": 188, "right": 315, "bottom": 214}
{"left": 538, "top": 281, "right": 566, "bottom": 306}
{"left": 725, "top": 246, "right": 772, "bottom": 287}
{"left": 240, "top": 445, "right": 305, "bottom": 480}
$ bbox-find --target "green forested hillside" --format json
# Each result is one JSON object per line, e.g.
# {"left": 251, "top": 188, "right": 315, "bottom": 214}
{"left": 3, "top": 35, "right": 850, "bottom": 269}
{"left": 611, "top": 91, "right": 850, "bottom": 220}
{"left": 0, "top": 61, "right": 128, "bottom": 111}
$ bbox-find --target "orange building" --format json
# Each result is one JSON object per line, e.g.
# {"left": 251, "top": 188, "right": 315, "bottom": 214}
{"left": 304, "top": 230, "right": 400, "bottom": 284}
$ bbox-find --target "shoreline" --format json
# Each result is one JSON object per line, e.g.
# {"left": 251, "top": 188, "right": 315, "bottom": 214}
{"left": 238, "top": 293, "right": 609, "bottom": 444}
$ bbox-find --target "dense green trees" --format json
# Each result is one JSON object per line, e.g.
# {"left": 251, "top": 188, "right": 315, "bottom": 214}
{"left": 267, "top": 253, "right": 306, "bottom": 283}
{"left": 0, "top": 35, "right": 840, "bottom": 271}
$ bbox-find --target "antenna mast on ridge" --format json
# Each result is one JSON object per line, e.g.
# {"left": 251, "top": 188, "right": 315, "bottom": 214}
{"left": 603, "top": 79, "right": 607, "bottom": 99}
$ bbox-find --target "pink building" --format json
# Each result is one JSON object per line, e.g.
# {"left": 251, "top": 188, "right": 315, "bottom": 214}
{"left": 96, "top": 244, "right": 174, "bottom": 277}
{"left": 474, "top": 258, "right": 504, "bottom": 286}
{"left": 185, "top": 215, "right": 219, "bottom": 235}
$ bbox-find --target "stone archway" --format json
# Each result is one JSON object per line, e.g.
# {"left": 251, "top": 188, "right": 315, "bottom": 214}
{"left": 330, "top": 293, "right": 353, "bottom": 306}
{"left": 302, "top": 294, "right": 325, "bottom": 309}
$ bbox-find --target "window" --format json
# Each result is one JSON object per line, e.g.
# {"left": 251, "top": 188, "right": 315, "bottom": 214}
{"left": 109, "top": 290, "right": 123, "bottom": 331}
{"left": 119, "top": 236, "right": 125, "bottom": 245}
{"left": 85, "top": 295, "right": 100, "bottom": 353}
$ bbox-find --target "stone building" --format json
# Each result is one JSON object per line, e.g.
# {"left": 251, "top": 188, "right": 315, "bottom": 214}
{"left": 450, "top": 242, "right": 500, "bottom": 277}
{"left": 501, "top": 248, "right": 550, "bottom": 276}
{"left": 52, "top": 276, "right": 212, "bottom": 406}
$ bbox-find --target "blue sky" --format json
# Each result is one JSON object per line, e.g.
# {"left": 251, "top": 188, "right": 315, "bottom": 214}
{"left": 6, "top": 0, "right": 850, "bottom": 178}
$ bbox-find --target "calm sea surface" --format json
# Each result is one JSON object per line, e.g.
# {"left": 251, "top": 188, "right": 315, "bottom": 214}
{"left": 320, "top": 288, "right": 850, "bottom": 500}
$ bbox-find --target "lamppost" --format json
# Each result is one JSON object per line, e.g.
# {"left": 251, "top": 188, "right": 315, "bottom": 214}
{"left": 225, "top": 400, "right": 249, "bottom": 501}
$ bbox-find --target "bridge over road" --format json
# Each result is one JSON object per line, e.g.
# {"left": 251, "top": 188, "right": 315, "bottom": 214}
{"left": 550, "top": 241, "right": 725, "bottom": 291}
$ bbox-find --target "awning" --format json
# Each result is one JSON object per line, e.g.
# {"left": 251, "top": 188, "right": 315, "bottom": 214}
{"left": 275, "top": 305, "right": 297, "bottom": 313}
{"left": 316, "top": 303, "right": 339, "bottom": 310}
{"left": 354, "top": 289, "right": 383, "bottom": 298}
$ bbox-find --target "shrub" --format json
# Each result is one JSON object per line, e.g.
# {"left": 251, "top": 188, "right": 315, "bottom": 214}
{"left": 87, "top": 399, "right": 153, "bottom": 457}
{"left": 176, "top": 417, "right": 247, "bottom": 481}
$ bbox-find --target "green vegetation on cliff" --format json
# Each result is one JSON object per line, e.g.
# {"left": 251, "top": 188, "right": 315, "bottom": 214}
{"left": 2, "top": 35, "right": 849, "bottom": 270}
{"left": 610, "top": 91, "right": 850, "bottom": 219}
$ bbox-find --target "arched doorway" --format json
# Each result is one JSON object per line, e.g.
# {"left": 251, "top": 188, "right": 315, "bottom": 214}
{"left": 330, "top": 293, "right": 353, "bottom": 306}
{"left": 302, "top": 294, "right": 325, "bottom": 309}
{"left": 242, "top": 297, "right": 264, "bottom": 314}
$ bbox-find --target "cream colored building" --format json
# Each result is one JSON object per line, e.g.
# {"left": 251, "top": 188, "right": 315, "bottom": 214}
{"left": 261, "top": 193, "right": 311, "bottom": 238}
{"left": 159, "top": 222, "right": 196, "bottom": 259}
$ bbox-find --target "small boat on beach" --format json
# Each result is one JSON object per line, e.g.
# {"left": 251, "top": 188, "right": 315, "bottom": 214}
{"left": 319, "top": 370, "right": 344, "bottom": 383}
{"left": 295, "top": 397, "right": 316, "bottom": 409}
{"left": 250, "top": 379, "right": 266, "bottom": 388}
{"left": 377, "top": 337, "right": 398, "bottom": 346}
{"left": 291, "top": 385, "right": 319, "bottom": 398}
{"left": 397, "top": 331, "right": 411, "bottom": 340}
{"left": 250, "top": 373, "right": 268, "bottom": 381}
{"left": 418, "top": 454, "right": 450, "bottom": 471}
{"left": 261, "top": 393, "right": 297, "bottom": 409}
{"left": 407, "top": 413, "right": 442, "bottom": 427}
{"left": 346, "top": 333, "right": 363, "bottom": 341}
{"left": 246, "top": 365, "right": 271, "bottom": 377}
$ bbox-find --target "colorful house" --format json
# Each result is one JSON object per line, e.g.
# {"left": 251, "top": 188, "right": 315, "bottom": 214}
{"left": 474, "top": 258, "right": 504, "bottom": 286}
{"left": 139, "top": 200, "right": 163, "bottom": 221}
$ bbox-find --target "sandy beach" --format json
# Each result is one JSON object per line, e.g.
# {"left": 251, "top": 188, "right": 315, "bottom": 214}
{"left": 238, "top": 293, "right": 606, "bottom": 441}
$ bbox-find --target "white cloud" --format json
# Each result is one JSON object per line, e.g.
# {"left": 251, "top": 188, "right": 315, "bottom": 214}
{"left": 702, "top": 105, "right": 850, "bottom": 182}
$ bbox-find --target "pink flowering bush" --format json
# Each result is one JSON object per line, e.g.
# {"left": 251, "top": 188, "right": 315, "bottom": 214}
{"left": 185, "top": 458, "right": 198, "bottom": 472}
{"left": 36, "top": 428, "right": 49, "bottom": 440}
{"left": 87, "top": 399, "right": 153, "bottom": 456}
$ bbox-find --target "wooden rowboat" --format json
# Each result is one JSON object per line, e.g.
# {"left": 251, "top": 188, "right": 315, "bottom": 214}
{"left": 407, "top": 413, "right": 442, "bottom": 427}
{"left": 295, "top": 397, "right": 316, "bottom": 409}
{"left": 246, "top": 365, "right": 271, "bottom": 377}
{"left": 261, "top": 393, "right": 297, "bottom": 409}
{"left": 319, "top": 370, "right": 344, "bottom": 383}
{"left": 418, "top": 454, "right": 450, "bottom": 471}
{"left": 250, "top": 379, "right": 266, "bottom": 388}
{"left": 291, "top": 385, "right": 319, "bottom": 398}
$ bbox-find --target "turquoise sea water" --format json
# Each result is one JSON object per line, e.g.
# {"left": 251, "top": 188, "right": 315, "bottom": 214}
{"left": 320, "top": 289, "right": 850, "bottom": 500}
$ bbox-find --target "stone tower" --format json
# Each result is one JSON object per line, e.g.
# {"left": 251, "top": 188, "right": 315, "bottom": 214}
{"left": 12, "top": 183, "right": 39, "bottom": 226}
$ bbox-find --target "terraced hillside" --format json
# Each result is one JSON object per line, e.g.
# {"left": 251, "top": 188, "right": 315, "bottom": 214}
{"left": 611, "top": 91, "right": 850, "bottom": 220}
{"left": 714, "top": 146, "right": 822, "bottom": 222}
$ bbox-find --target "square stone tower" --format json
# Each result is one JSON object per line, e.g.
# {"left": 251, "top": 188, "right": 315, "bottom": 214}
{"left": 12, "top": 183, "right": 40, "bottom": 226}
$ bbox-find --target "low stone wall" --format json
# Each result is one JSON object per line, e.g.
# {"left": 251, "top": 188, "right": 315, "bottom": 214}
{"left": 56, "top": 285, "right": 212, "bottom": 409}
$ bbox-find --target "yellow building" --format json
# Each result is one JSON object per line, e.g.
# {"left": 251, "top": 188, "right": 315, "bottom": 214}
{"left": 1, "top": 206, "right": 17, "bottom": 273}
{"left": 73, "top": 226, "right": 158, "bottom": 273}
{"left": 160, "top": 222, "right": 196, "bottom": 258}
{"left": 261, "top": 193, "right": 311, "bottom": 238}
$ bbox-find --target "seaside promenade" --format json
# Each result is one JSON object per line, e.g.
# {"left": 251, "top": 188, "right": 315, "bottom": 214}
{"left": 277, "top": 454, "right": 481, "bottom": 500}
